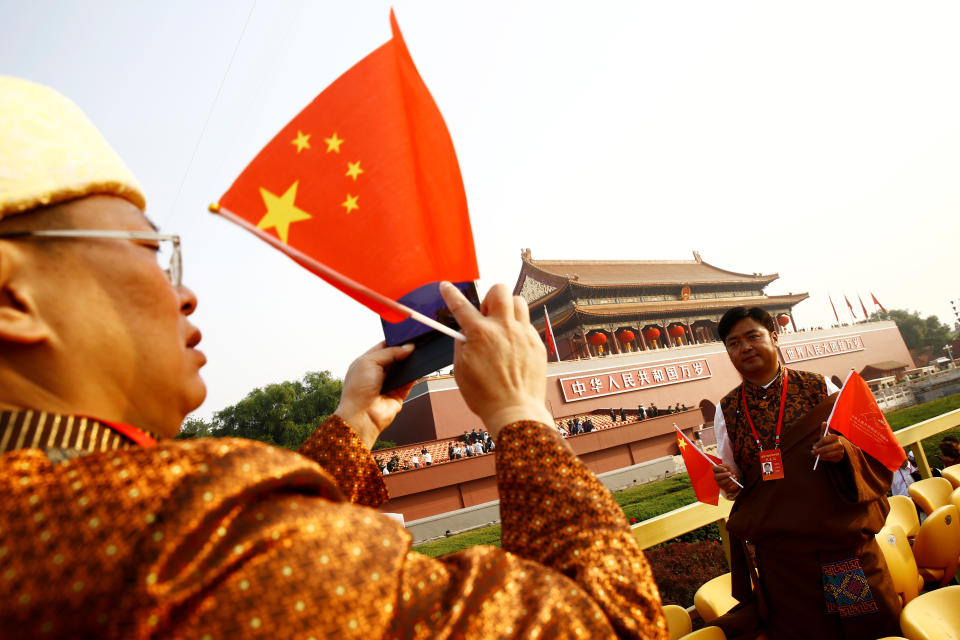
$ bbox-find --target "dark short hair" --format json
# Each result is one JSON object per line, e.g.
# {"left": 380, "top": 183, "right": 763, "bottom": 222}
{"left": 718, "top": 307, "right": 777, "bottom": 343}
{"left": 940, "top": 440, "right": 960, "bottom": 459}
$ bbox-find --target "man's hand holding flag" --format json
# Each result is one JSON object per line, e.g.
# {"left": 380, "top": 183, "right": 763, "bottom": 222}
{"left": 674, "top": 425, "right": 737, "bottom": 506}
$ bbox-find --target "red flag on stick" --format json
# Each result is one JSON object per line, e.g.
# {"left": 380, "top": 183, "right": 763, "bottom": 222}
{"left": 871, "top": 292, "right": 887, "bottom": 314}
{"left": 827, "top": 371, "right": 905, "bottom": 471}
{"left": 858, "top": 294, "right": 870, "bottom": 320}
{"left": 544, "top": 308, "right": 559, "bottom": 362}
{"left": 675, "top": 426, "right": 722, "bottom": 505}
{"left": 213, "top": 10, "right": 478, "bottom": 323}
{"left": 829, "top": 295, "right": 840, "bottom": 323}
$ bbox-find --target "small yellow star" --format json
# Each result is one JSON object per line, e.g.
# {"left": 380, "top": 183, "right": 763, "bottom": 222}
{"left": 345, "top": 161, "right": 364, "bottom": 181}
{"left": 291, "top": 130, "right": 311, "bottom": 153}
{"left": 677, "top": 436, "right": 687, "bottom": 450}
{"left": 325, "top": 132, "right": 344, "bottom": 153}
{"left": 341, "top": 193, "right": 359, "bottom": 214}
{"left": 256, "top": 181, "right": 312, "bottom": 244}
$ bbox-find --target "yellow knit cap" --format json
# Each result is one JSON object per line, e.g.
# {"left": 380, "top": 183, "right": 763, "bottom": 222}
{"left": 0, "top": 76, "right": 145, "bottom": 219}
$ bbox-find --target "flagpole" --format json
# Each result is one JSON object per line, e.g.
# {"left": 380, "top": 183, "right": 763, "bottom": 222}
{"left": 675, "top": 424, "right": 743, "bottom": 489}
{"left": 813, "top": 369, "right": 854, "bottom": 470}
{"left": 213, "top": 204, "right": 466, "bottom": 342}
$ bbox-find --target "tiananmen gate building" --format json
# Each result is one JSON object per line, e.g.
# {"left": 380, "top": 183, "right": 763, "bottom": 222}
{"left": 375, "top": 251, "right": 914, "bottom": 536}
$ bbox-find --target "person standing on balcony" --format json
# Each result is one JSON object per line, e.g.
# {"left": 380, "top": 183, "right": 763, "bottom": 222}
{"left": 711, "top": 307, "right": 898, "bottom": 640}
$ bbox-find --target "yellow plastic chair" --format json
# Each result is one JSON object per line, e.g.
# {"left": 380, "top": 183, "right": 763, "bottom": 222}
{"left": 912, "top": 504, "right": 960, "bottom": 588}
{"left": 887, "top": 494, "right": 921, "bottom": 538}
{"left": 663, "top": 604, "right": 692, "bottom": 640}
{"left": 941, "top": 464, "right": 960, "bottom": 490}
{"left": 900, "top": 585, "right": 960, "bottom": 640}
{"left": 875, "top": 524, "right": 922, "bottom": 606}
{"left": 909, "top": 477, "right": 953, "bottom": 515}
{"left": 950, "top": 487, "right": 960, "bottom": 514}
{"left": 694, "top": 573, "right": 739, "bottom": 623}
{"left": 678, "top": 627, "right": 727, "bottom": 640}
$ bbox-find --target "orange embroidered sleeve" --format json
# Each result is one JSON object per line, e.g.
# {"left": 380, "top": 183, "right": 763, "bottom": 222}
{"left": 297, "top": 414, "right": 388, "bottom": 507}
{"left": 495, "top": 421, "right": 668, "bottom": 639}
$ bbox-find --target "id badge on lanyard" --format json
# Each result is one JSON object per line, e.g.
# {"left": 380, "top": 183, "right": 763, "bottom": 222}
{"left": 741, "top": 369, "right": 789, "bottom": 482}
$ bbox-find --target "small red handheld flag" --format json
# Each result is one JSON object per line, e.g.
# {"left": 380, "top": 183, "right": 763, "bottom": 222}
{"left": 827, "top": 371, "right": 905, "bottom": 471}
{"left": 214, "top": 10, "right": 478, "bottom": 322}
{"left": 675, "top": 426, "right": 722, "bottom": 505}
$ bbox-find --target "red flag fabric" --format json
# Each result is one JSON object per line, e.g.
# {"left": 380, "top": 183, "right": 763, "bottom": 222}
{"left": 544, "top": 308, "right": 559, "bottom": 362}
{"left": 871, "top": 292, "right": 888, "bottom": 314}
{"left": 215, "top": 10, "right": 478, "bottom": 322}
{"left": 845, "top": 295, "right": 856, "bottom": 319}
{"left": 829, "top": 295, "right": 840, "bottom": 323}
{"left": 675, "top": 426, "right": 722, "bottom": 505}
{"left": 858, "top": 294, "right": 870, "bottom": 320}
{"left": 827, "top": 372, "right": 905, "bottom": 471}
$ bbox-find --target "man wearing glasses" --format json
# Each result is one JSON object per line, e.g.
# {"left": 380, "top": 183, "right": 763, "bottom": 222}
{"left": 0, "top": 77, "right": 667, "bottom": 638}
{"left": 710, "top": 307, "right": 898, "bottom": 640}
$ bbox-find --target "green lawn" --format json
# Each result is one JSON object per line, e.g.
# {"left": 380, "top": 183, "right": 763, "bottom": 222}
{"left": 413, "top": 474, "right": 699, "bottom": 557}
{"left": 413, "top": 393, "right": 960, "bottom": 558}
{"left": 888, "top": 393, "right": 960, "bottom": 467}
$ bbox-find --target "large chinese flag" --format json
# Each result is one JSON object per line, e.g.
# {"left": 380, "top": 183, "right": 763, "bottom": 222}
{"left": 828, "top": 371, "right": 905, "bottom": 471}
{"left": 675, "top": 426, "right": 722, "bottom": 505}
{"left": 215, "top": 10, "right": 478, "bottom": 322}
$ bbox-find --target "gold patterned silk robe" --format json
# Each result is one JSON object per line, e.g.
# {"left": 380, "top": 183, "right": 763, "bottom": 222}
{"left": 0, "top": 410, "right": 666, "bottom": 638}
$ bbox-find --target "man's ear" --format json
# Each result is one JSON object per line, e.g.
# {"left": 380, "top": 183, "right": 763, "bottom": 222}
{"left": 0, "top": 243, "right": 52, "bottom": 345}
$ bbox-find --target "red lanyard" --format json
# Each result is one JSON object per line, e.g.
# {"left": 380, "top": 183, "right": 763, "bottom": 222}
{"left": 740, "top": 368, "right": 788, "bottom": 452}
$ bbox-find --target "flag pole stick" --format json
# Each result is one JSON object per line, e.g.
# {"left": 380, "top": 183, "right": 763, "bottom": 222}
{"left": 675, "top": 424, "right": 743, "bottom": 489}
{"left": 212, "top": 205, "right": 466, "bottom": 342}
{"left": 813, "top": 369, "right": 854, "bottom": 470}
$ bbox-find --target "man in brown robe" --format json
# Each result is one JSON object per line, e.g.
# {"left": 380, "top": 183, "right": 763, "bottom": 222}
{"left": 712, "top": 306, "right": 900, "bottom": 640}
{"left": 0, "top": 76, "right": 667, "bottom": 638}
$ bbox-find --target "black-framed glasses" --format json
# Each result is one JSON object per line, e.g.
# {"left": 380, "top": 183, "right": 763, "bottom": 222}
{"left": 0, "top": 230, "right": 182, "bottom": 287}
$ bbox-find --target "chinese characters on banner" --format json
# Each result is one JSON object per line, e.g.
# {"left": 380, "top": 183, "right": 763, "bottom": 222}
{"left": 780, "top": 335, "right": 864, "bottom": 364}
{"left": 560, "top": 359, "right": 713, "bottom": 402}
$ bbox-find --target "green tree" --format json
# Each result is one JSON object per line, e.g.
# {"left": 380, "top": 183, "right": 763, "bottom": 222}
{"left": 177, "top": 370, "right": 343, "bottom": 450}
{"left": 872, "top": 309, "right": 955, "bottom": 352}
{"left": 175, "top": 417, "right": 212, "bottom": 440}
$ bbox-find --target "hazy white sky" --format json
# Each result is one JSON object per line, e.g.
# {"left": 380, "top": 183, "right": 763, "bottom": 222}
{"left": 3, "top": 1, "right": 958, "bottom": 419}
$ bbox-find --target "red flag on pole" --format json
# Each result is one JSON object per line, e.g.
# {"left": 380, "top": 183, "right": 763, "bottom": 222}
{"left": 871, "top": 292, "right": 887, "bottom": 314}
{"left": 675, "top": 426, "right": 722, "bottom": 505}
{"left": 829, "top": 295, "right": 840, "bottom": 323}
{"left": 845, "top": 295, "right": 856, "bottom": 319}
{"left": 858, "top": 294, "right": 870, "bottom": 320}
{"left": 827, "top": 371, "right": 906, "bottom": 471}
{"left": 213, "top": 10, "right": 478, "bottom": 323}
{"left": 544, "top": 308, "right": 559, "bottom": 362}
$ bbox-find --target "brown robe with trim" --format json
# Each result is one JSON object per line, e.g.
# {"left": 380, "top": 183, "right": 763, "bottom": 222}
{"left": 720, "top": 368, "right": 900, "bottom": 640}
{"left": 0, "top": 410, "right": 666, "bottom": 639}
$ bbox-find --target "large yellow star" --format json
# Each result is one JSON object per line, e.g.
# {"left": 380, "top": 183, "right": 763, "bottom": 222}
{"left": 291, "top": 130, "right": 311, "bottom": 153}
{"left": 345, "top": 160, "right": 364, "bottom": 181}
{"left": 325, "top": 132, "right": 344, "bottom": 153}
{"left": 677, "top": 436, "right": 687, "bottom": 450}
{"left": 341, "top": 193, "right": 359, "bottom": 214}
{"left": 256, "top": 181, "right": 312, "bottom": 244}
